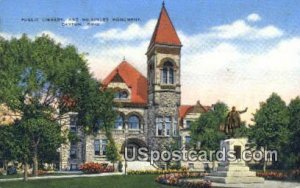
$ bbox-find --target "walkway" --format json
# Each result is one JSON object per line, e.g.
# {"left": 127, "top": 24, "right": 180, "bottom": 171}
{"left": 0, "top": 172, "right": 123, "bottom": 182}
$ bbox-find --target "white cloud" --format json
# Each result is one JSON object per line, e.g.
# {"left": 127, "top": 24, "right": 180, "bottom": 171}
{"left": 36, "top": 31, "right": 71, "bottom": 45}
{"left": 0, "top": 32, "right": 22, "bottom": 39}
{"left": 209, "top": 20, "right": 283, "bottom": 40}
{"left": 93, "top": 19, "right": 156, "bottom": 41}
{"left": 247, "top": 13, "right": 261, "bottom": 22}
{"left": 87, "top": 41, "right": 148, "bottom": 79}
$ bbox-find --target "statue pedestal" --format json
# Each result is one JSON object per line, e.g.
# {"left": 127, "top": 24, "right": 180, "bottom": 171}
{"left": 205, "top": 138, "right": 264, "bottom": 184}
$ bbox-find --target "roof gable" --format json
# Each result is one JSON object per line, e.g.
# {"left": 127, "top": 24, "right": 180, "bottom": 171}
{"left": 179, "top": 101, "right": 211, "bottom": 119}
{"left": 148, "top": 4, "right": 181, "bottom": 50}
{"left": 102, "top": 61, "right": 148, "bottom": 105}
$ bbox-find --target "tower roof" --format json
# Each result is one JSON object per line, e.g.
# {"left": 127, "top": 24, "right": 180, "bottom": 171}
{"left": 148, "top": 3, "right": 181, "bottom": 50}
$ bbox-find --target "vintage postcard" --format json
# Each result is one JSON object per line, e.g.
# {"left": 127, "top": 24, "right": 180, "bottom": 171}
{"left": 0, "top": 0, "right": 299, "bottom": 187}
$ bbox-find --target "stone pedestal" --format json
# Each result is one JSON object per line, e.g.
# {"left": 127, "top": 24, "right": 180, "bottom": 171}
{"left": 205, "top": 138, "right": 264, "bottom": 184}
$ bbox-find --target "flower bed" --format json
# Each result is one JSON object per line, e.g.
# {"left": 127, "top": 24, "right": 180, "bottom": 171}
{"left": 257, "top": 171, "right": 287, "bottom": 180}
{"left": 256, "top": 169, "right": 300, "bottom": 180}
{"left": 80, "top": 162, "right": 114, "bottom": 174}
{"left": 128, "top": 169, "right": 189, "bottom": 175}
{"left": 155, "top": 172, "right": 211, "bottom": 188}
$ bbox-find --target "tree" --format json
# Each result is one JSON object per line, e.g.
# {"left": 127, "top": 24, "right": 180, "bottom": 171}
{"left": 0, "top": 34, "right": 117, "bottom": 180}
{"left": 287, "top": 96, "right": 300, "bottom": 168}
{"left": 250, "top": 93, "right": 290, "bottom": 171}
{"left": 106, "top": 138, "right": 120, "bottom": 170}
{"left": 19, "top": 117, "right": 63, "bottom": 177}
{"left": 191, "top": 102, "right": 228, "bottom": 152}
{"left": 0, "top": 34, "right": 105, "bottom": 179}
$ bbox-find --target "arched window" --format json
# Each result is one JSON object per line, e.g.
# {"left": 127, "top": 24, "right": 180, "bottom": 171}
{"left": 114, "top": 90, "right": 128, "bottom": 99}
{"left": 115, "top": 115, "right": 124, "bottom": 129}
{"left": 128, "top": 115, "right": 140, "bottom": 129}
{"left": 161, "top": 61, "right": 174, "bottom": 84}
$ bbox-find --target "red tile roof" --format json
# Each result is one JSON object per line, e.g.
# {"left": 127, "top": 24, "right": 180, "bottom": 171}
{"left": 148, "top": 4, "right": 181, "bottom": 50}
{"left": 179, "top": 105, "right": 193, "bottom": 119}
{"left": 179, "top": 102, "right": 211, "bottom": 119}
{"left": 102, "top": 61, "right": 148, "bottom": 105}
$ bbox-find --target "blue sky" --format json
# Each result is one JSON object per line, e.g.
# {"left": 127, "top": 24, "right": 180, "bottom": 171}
{"left": 1, "top": 1, "right": 300, "bottom": 37}
{"left": 1, "top": 0, "right": 300, "bottom": 123}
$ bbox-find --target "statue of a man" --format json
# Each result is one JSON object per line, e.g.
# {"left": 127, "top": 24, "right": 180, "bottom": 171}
{"left": 224, "top": 106, "right": 247, "bottom": 138}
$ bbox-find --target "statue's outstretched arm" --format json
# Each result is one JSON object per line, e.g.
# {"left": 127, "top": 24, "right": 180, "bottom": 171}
{"left": 238, "top": 107, "right": 248, "bottom": 114}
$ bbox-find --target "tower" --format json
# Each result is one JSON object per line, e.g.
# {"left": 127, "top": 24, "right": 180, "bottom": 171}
{"left": 147, "top": 3, "right": 182, "bottom": 151}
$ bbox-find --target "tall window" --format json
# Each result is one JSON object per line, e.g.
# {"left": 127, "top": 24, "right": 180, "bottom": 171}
{"left": 70, "top": 115, "right": 77, "bottom": 132}
{"left": 156, "top": 116, "right": 174, "bottom": 136}
{"left": 186, "top": 120, "right": 192, "bottom": 129}
{"left": 101, "top": 140, "right": 107, "bottom": 155}
{"left": 128, "top": 115, "right": 140, "bottom": 129}
{"left": 161, "top": 61, "right": 174, "bottom": 84}
{"left": 165, "top": 116, "right": 171, "bottom": 136}
{"left": 173, "top": 117, "right": 177, "bottom": 136}
{"left": 94, "top": 140, "right": 100, "bottom": 155}
{"left": 114, "top": 115, "right": 124, "bottom": 129}
{"left": 156, "top": 117, "right": 163, "bottom": 136}
{"left": 94, "top": 139, "right": 107, "bottom": 156}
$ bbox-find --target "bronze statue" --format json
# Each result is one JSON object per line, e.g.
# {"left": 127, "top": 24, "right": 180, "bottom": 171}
{"left": 223, "top": 106, "right": 248, "bottom": 138}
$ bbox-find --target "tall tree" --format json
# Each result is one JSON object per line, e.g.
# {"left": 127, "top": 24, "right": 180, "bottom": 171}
{"left": 287, "top": 96, "right": 300, "bottom": 168}
{"left": 0, "top": 34, "right": 115, "bottom": 179}
{"left": 250, "top": 93, "right": 290, "bottom": 171}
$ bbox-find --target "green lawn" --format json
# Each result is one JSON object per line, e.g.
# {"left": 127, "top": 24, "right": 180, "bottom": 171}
{"left": 0, "top": 175, "right": 171, "bottom": 188}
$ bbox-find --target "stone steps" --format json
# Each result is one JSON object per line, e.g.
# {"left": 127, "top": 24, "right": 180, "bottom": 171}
{"left": 217, "top": 165, "right": 250, "bottom": 172}
{"left": 210, "top": 171, "right": 256, "bottom": 177}
{"left": 205, "top": 176, "right": 264, "bottom": 184}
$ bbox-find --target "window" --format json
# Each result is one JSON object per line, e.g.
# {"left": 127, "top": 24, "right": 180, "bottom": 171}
{"left": 128, "top": 115, "right": 140, "bottom": 129}
{"left": 101, "top": 140, "right": 107, "bottom": 155}
{"left": 94, "top": 139, "right": 107, "bottom": 156}
{"left": 156, "top": 116, "right": 175, "bottom": 136}
{"left": 165, "top": 116, "right": 171, "bottom": 136}
{"left": 70, "top": 144, "right": 77, "bottom": 159}
{"left": 185, "top": 136, "right": 191, "bottom": 145}
{"left": 173, "top": 118, "right": 177, "bottom": 136}
{"left": 114, "top": 90, "right": 128, "bottom": 99}
{"left": 94, "top": 140, "right": 100, "bottom": 155}
{"left": 70, "top": 115, "right": 77, "bottom": 132}
{"left": 156, "top": 117, "right": 163, "bottom": 136}
{"left": 161, "top": 61, "right": 174, "bottom": 84}
{"left": 186, "top": 120, "right": 192, "bottom": 129}
{"left": 115, "top": 115, "right": 124, "bottom": 129}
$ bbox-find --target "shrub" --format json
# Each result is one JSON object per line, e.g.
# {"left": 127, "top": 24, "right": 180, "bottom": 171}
{"left": 128, "top": 168, "right": 189, "bottom": 175}
{"left": 80, "top": 162, "right": 114, "bottom": 174}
